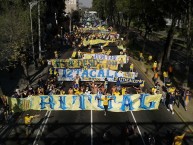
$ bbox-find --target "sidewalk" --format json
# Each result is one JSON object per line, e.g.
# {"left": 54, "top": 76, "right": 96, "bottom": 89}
{"left": 131, "top": 57, "right": 193, "bottom": 132}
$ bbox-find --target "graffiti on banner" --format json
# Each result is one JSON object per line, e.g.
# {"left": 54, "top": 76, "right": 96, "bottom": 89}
{"left": 57, "top": 69, "right": 138, "bottom": 81}
{"left": 117, "top": 77, "right": 145, "bottom": 84}
{"left": 83, "top": 54, "right": 129, "bottom": 64}
{"left": 49, "top": 59, "right": 118, "bottom": 70}
{"left": 7, "top": 94, "right": 162, "bottom": 112}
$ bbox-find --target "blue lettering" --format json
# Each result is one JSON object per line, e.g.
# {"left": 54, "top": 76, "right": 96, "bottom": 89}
{"left": 72, "top": 95, "right": 77, "bottom": 105}
{"left": 139, "top": 94, "right": 156, "bottom": 110}
{"left": 82, "top": 70, "right": 89, "bottom": 78}
{"left": 66, "top": 69, "right": 73, "bottom": 77}
{"left": 95, "top": 94, "right": 103, "bottom": 109}
{"left": 90, "top": 70, "right": 96, "bottom": 78}
{"left": 97, "top": 69, "right": 105, "bottom": 77}
{"left": 40, "top": 96, "right": 55, "bottom": 109}
{"left": 59, "top": 96, "right": 67, "bottom": 110}
{"left": 107, "top": 70, "right": 113, "bottom": 78}
{"left": 62, "top": 69, "right": 66, "bottom": 77}
{"left": 120, "top": 95, "right": 134, "bottom": 111}
{"left": 79, "top": 95, "right": 86, "bottom": 110}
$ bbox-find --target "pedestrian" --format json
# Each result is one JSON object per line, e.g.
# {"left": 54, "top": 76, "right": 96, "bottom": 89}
{"left": 98, "top": 95, "right": 113, "bottom": 116}
{"left": 183, "top": 90, "right": 191, "bottom": 111}
{"left": 153, "top": 71, "right": 159, "bottom": 84}
{"left": 148, "top": 54, "right": 153, "bottom": 64}
{"left": 152, "top": 61, "right": 157, "bottom": 72}
{"left": 161, "top": 90, "right": 167, "bottom": 106}
{"left": 129, "top": 63, "right": 134, "bottom": 72}
{"left": 163, "top": 71, "right": 169, "bottom": 86}
{"left": 104, "top": 78, "right": 108, "bottom": 93}
{"left": 24, "top": 113, "right": 39, "bottom": 136}
{"left": 168, "top": 65, "right": 173, "bottom": 78}
{"left": 167, "top": 92, "right": 175, "bottom": 115}
{"left": 77, "top": 50, "right": 82, "bottom": 58}
{"left": 139, "top": 52, "right": 144, "bottom": 61}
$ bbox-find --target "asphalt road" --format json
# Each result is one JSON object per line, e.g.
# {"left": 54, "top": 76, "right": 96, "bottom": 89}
{"left": 1, "top": 44, "right": 193, "bottom": 145}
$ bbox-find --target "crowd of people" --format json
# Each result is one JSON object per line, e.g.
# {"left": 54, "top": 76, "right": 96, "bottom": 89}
{"left": 1, "top": 23, "right": 191, "bottom": 119}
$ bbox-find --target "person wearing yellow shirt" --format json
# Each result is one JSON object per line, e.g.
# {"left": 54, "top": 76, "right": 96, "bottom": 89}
{"left": 60, "top": 89, "right": 65, "bottom": 95}
{"left": 98, "top": 95, "right": 113, "bottom": 116}
{"left": 152, "top": 61, "right": 157, "bottom": 72}
{"left": 139, "top": 81, "right": 145, "bottom": 92}
{"left": 91, "top": 48, "right": 95, "bottom": 54}
{"left": 121, "top": 87, "right": 127, "bottom": 95}
{"left": 130, "top": 63, "right": 134, "bottom": 72}
{"left": 163, "top": 71, "right": 169, "bottom": 85}
{"left": 113, "top": 90, "right": 120, "bottom": 96}
{"left": 96, "top": 62, "right": 101, "bottom": 70}
{"left": 139, "top": 52, "right": 144, "bottom": 61}
{"left": 74, "top": 88, "right": 80, "bottom": 95}
{"left": 148, "top": 55, "right": 153, "bottom": 64}
{"left": 24, "top": 114, "right": 39, "bottom": 136}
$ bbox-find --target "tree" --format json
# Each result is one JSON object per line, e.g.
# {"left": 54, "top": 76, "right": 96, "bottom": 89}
{"left": 160, "top": 0, "right": 186, "bottom": 70}
{"left": 0, "top": 0, "right": 31, "bottom": 74}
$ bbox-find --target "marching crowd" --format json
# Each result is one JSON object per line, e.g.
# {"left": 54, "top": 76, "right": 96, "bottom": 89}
{"left": 1, "top": 25, "right": 191, "bottom": 121}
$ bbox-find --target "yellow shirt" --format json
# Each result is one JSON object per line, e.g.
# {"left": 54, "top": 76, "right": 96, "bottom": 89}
{"left": 130, "top": 64, "right": 134, "bottom": 69}
{"left": 24, "top": 116, "right": 34, "bottom": 125}
{"left": 101, "top": 98, "right": 110, "bottom": 106}
{"left": 163, "top": 71, "right": 168, "bottom": 78}
{"left": 60, "top": 90, "right": 65, "bottom": 95}
{"left": 148, "top": 55, "right": 152, "bottom": 60}
{"left": 74, "top": 89, "right": 80, "bottom": 95}
{"left": 122, "top": 88, "right": 126, "bottom": 95}
{"left": 114, "top": 91, "right": 120, "bottom": 96}
{"left": 96, "top": 64, "right": 101, "bottom": 69}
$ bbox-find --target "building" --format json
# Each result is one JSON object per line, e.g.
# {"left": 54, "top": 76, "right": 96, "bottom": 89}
{"left": 65, "top": 0, "right": 79, "bottom": 13}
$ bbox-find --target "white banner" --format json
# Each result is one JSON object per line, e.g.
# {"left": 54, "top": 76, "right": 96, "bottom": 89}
{"left": 58, "top": 69, "right": 137, "bottom": 81}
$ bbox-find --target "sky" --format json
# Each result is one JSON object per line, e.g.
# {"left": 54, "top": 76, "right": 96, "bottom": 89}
{"left": 79, "top": 0, "right": 92, "bottom": 8}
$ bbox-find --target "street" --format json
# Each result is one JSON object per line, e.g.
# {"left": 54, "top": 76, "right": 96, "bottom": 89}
{"left": 1, "top": 44, "right": 193, "bottom": 145}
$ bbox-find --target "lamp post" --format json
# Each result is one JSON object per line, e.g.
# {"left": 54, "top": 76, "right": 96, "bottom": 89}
{"left": 61, "top": 27, "right": 63, "bottom": 37}
{"left": 29, "top": 0, "right": 42, "bottom": 60}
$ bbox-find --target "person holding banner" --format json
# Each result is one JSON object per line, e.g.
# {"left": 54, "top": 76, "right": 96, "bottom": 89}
{"left": 98, "top": 95, "right": 114, "bottom": 116}
{"left": 74, "top": 74, "right": 81, "bottom": 88}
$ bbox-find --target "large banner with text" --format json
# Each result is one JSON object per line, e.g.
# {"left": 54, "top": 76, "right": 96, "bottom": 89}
{"left": 83, "top": 54, "right": 128, "bottom": 64}
{"left": 83, "top": 39, "right": 114, "bottom": 46}
{"left": 50, "top": 59, "right": 118, "bottom": 70}
{"left": 57, "top": 69, "right": 137, "bottom": 81}
{"left": 6, "top": 94, "right": 162, "bottom": 112}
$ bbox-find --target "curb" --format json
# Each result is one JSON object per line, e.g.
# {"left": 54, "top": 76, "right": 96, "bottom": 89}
{"left": 130, "top": 58, "right": 193, "bottom": 132}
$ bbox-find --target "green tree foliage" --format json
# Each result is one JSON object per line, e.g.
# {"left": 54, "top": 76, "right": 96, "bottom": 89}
{"left": 92, "top": 0, "right": 105, "bottom": 20}
{"left": 0, "top": 0, "right": 30, "bottom": 68}
{"left": 71, "top": 10, "right": 80, "bottom": 24}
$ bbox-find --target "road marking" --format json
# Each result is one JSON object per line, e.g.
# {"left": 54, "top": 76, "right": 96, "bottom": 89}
{"left": 90, "top": 103, "right": 93, "bottom": 145}
{"left": 33, "top": 110, "right": 52, "bottom": 145}
{"left": 130, "top": 111, "right": 146, "bottom": 145}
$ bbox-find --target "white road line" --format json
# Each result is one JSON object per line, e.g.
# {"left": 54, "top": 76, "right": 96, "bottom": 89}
{"left": 90, "top": 104, "right": 93, "bottom": 145}
{"left": 33, "top": 110, "right": 52, "bottom": 145}
{"left": 130, "top": 111, "right": 146, "bottom": 145}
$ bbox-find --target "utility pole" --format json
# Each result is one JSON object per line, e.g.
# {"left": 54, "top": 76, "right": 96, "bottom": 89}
{"left": 38, "top": 2, "right": 41, "bottom": 59}
{"left": 29, "top": 0, "right": 41, "bottom": 60}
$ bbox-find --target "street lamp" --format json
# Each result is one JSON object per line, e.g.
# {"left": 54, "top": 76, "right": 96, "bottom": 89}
{"left": 29, "top": 0, "right": 42, "bottom": 60}
{"left": 61, "top": 27, "right": 63, "bottom": 37}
